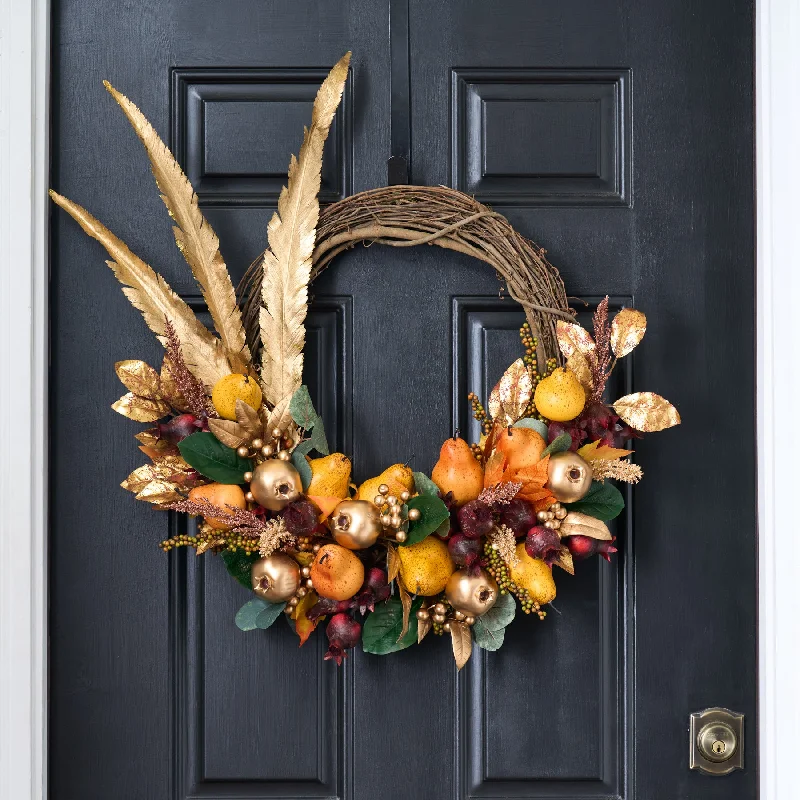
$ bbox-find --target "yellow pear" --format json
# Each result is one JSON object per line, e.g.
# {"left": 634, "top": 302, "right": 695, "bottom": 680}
{"left": 211, "top": 373, "right": 262, "bottom": 420}
{"left": 356, "top": 463, "right": 414, "bottom": 504}
{"left": 397, "top": 536, "right": 455, "bottom": 596}
{"left": 431, "top": 437, "right": 483, "bottom": 506}
{"left": 306, "top": 453, "right": 352, "bottom": 499}
{"left": 533, "top": 368, "right": 586, "bottom": 422}
{"left": 508, "top": 543, "right": 557, "bottom": 604}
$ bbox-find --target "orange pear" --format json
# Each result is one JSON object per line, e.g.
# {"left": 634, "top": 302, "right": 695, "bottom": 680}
{"left": 431, "top": 437, "right": 484, "bottom": 506}
{"left": 494, "top": 427, "right": 546, "bottom": 474}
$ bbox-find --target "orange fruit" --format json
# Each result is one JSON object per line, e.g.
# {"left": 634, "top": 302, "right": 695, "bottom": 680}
{"left": 431, "top": 437, "right": 484, "bottom": 506}
{"left": 310, "top": 543, "right": 365, "bottom": 601}
{"left": 188, "top": 483, "right": 246, "bottom": 530}
{"left": 494, "top": 427, "right": 546, "bottom": 473}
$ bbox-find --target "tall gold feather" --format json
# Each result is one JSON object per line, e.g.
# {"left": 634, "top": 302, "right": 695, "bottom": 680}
{"left": 49, "top": 190, "right": 231, "bottom": 388}
{"left": 259, "top": 51, "right": 351, "bottom": 406}
{"left": 103, "top": 81, "right": 251, "bottom": 375}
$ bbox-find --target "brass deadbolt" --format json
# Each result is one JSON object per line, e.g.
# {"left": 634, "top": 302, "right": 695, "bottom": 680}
{"left": 689, "top": 708, "right": 744, "bottom": 775}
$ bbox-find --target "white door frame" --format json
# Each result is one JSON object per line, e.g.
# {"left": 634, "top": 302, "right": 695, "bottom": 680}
{"left": 0, "top": 1, "right": 794, "bottom": 797}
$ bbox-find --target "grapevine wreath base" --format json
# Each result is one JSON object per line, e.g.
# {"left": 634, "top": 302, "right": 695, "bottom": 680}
{"left": 50, "top": 52, "right": 679, "bottom": 668}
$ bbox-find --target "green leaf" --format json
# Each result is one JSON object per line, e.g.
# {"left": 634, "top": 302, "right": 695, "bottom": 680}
{"left": 255, "top": 601, "right": 286, "bottom": 630}
{"left": 289, "top": 385, "right": 320, "bottom": 429}
{"left": 401, "top": 495, "right": 450, "bottom": 546}
{"left": 473, "top": 593, "right": 516, "bottom": 651}
{"left": 235, "top": 598, "right": 269, "bottom": 631}
{"left": 513, "top": 418, "right": 549, "bottom": 439}
{"left": 362, "top": 596, "right": 422, "bottom": 654}
{"left": 178, "top": 431, "right": 252, "bottom": 484}
{"left": 308, "top": 422, "right": 330, "bottom": 456}
{"left": 542, "top": 432, "right": 571, "bottom": 456}
{"left": 412, "top": 471, "right": 439, "bottom": 497}
{"left": 565, "top": 480, "right": 625, "bottom": 521}
{"left": 291, "top": 449, "right": 312, "bottom": 490}
{"left": 221, "top": 550, "right": 259, "bottom": 589}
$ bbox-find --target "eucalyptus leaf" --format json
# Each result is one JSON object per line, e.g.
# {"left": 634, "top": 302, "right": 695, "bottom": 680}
{"left": 513, "top": 418, "right": 549, "bottom": 439}
{"left": 401, "top": 495, "right": 450, "bottom": 546}
{"left": 362, "top": 597, "right": 423, "bottom": 654}
{"left": 255, "top": 602, "right": 286, "bottom": 630}
{"left": 178, "top": 431, "right": 252, "bottom": 484}
{"left": 289, "top": 385, "right": 319, "bottom": 430}
{"left": 542, "top": 432, "right": 572, "bottom": 457}
{"left": 221, "top": 549, "right": 259, "bottom": 589}
{"left": 291, "top": 449, "right": 312, "bottom": 491}
{"left": 235, "top": 598, "right": 269, "bottom": 631}
{"left": 308, "top": 422, "right": 330, "bottom": 456}
{"left": 413, "top": 471, "right": 440, "bottom": 497}
{"left": 565, "top": 480, "right": 625, "bottom": 521}
{"left": 473, "top": 593, "right": 516, "bottom": 651}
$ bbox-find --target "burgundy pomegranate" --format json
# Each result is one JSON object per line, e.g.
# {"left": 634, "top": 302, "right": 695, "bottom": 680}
{"left": 448, "top": 534, "right": 481, "bottom": 568}
{"left": 525, "top": 526, "right": 563, "bottom": 566}
{"left": 497, "top": 497, "right": 538, "bottom": 537}
{"left": 355, "top": 567, "right": 391, "bottom": 613}
{"left": 563, "top": 535, "right": 618, "bottom": 562}
{"left": 324, "top": 613, "right": 361, "bottom": 665}
{"left": 156, "top": 413, "right": 202, "bottom": 443}
{"left": 281, "top": 498, "right": 320, "bottom": 536}
{"left": 457, "top": 499, "right": 494, "bottom": 539}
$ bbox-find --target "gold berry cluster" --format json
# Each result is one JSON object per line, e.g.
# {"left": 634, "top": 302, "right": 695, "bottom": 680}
{"left": 537, "top": 502, "right": 567, "bottom": 531}
{"left": 235, "top": 427, "right": 294, "bottom": 466}
{"left": 416, "top": 599, "right": 476, "bottom": 635}
{"left": 373, "top": 483, "right": 420, "bottom": 543}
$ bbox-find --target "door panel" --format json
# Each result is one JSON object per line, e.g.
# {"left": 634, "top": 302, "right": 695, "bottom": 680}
{"left": 49, "top": 1, "right": 756, "bottom": 799}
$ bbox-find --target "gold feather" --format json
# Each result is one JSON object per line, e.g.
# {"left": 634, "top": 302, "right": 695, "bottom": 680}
{"left": 259, "top": 52, "right": 351, "bottom": 405}
{"left": 104, "top": 81, "right": 251, "bottom": 375}
{"left": 49, "top": 190, "right": 230, "bottom": 388}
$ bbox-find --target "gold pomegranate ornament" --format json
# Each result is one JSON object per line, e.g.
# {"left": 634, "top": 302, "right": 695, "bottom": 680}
{"left": 546, "top": 451, "right": 593, "bottom": 503}
{"left": 445, "top": 568, "right": 499, "bottom": 617}
{"left": 249, "top": 459, "right": 302, "bottom": 511}
{"left": 330, "top": 499, "right": 381, "bottom": 550}
{"left": 251, "top": 553, "right": 301, "bottom": 602}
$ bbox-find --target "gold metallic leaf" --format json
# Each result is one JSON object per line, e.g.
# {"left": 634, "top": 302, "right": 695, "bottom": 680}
{"left": 115, "top": 359, "right": 161, "bottom": 398}
{"left": 121, "top": 464, "right": 157, "bottom": 493}
{"left": 266, "top": 393, "right": 293, "bottom": 435}
{"left": 159, "top": 357, "right": 191, "bottom": 412}
{"left": 260, "top": 52, "right": 351, "bottom": 405}
{"left": 112, "top": 392, "right": 170, "bottom": 422}
{"left": 105, "top": 81, "right": 251, "bottom": 375}
{"left": 235, "top": 398, "right": 262, "bottom": 437}
{"left": 613, "top": 392, "right": 681, "bottom": 432}
{"left": 559, "top": 512, "right": 612, "bottom": 541}
{"left": 49, "top": 190, "right": 231, "bottom": 389}
{"left": 554, "top": 548, "right": 575, "bottom": 575}
{"left": 450, "top": 621, "right": 472, "bottom": 670}
{"left": 386, "top": 542, "right": 399, "bottom": 583}
{"left": 135, "top": 480, "right": 183, "bottom": 505}
{"left": 417, "top": 613, "right": 432, "bottom": 644}
{"left": 397, "top": 578, "right": 412, "bottom": 644}
{"left": 611, "top": 309, "right": 647, "bottom": 358}
{"left": 208, "top": 418, "right": 248, "bottom": 449}
{"left": 556, "top": 320, "right": 595, "bottom": 361}
{"left": 577, "top": 440, "right": 633, "bottom": 462}
{"left": 488, "top": 358, "right": 533, "bottom": 426}
{"left": 566, "top": 351, "right": 593, "bottom": 391}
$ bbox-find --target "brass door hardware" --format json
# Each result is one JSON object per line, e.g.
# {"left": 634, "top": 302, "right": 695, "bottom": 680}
{"left": 689, "top": 708, "right": 744, "bottom": 775}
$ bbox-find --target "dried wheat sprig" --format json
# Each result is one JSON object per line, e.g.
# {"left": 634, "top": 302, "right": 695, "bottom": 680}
{"left": 590, "top": 296, "right": 612, "bottom": 401}
{"left": 163, "top": 318, "right": 217, "bottom": 417}
{"left": 257, "top": 517, "right": 295, "bottom": 558}
{"left": 488, "top": 524, "right": 520, "bottom": 568}
{"left": 165, "top": 497, "right": 269, "bottom": 536}
{"left": 478, "top": 481, "right": 522, "bottom": 508}
{"left": 591, "top": 458, "right": 643, "bottom": 484}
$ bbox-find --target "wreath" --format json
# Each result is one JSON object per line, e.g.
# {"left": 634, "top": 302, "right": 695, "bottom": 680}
{"left": 50, "top": 53, "right": 679, "bottom": 669}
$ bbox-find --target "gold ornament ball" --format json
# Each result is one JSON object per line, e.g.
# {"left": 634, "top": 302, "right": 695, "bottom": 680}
{"left": 416, "top": 609, "right": 429, "bottom": 620}
{"left": 454, "top": 610, "right": 466, "bottom": 621}
{"left": 330, "top": 499, "right": 382, "bottom": 550}
{"left": 400, "top": 490, "right": 411, "bottom": 502}
{"left": 433, "top": 602, "right": 447, "bottom": 615}
{"left": 464, "top": 615, "right": 475, "bottom": 626}
{"left": 249, "top": 459, "right": 302, "bottom": 511}
{"left": 251, "top": 553, "right": 301, "bottom": 602}
{"left": 408, "top": 508, "right": 421, "bottom": 522}
{"left": 443, "top": 622, "right": 452, "bottom": 632}
{"left": 378, "top": 484, "right": 389, "bottom": 495}
{"left": 272, "top": 427, "right": 282, "bottom": 439}
{"left": 546, "top": 451, "right": 593, "bottom": 503}
{"left": 386, "top": 495, "right": 397, "bottom": 506}
{"left": 251, "top": 438, "right": 263, "bottom": 450}
{"left": 374, "top": 494, "right": 385, "bottom": 506}
{"left": 243, "top": 471, "right": 253, "bottom": 482}
{"left": 277, "top": 450, "right": 290, "bottom": 462}
{"left": 445, "top": 568, "right": 499, "bottom": 617}
{"left": 433, "top": 613, "right": 446, "bottom": 624}
{"left": 395, "top": 531, "right": 407, "bottom": 543}
{"left": 245, "top": 491, "right": 255, "bottom": 503}
{"left": 237, "top": 445, "right": 249, "bottom": 458}
{"left": 301, "top": 566, "right": 311, "bottom": 578}
{"left": 297, "top": 587, "right": 308, "bottom": 598}
{"left": 263, "top": 444, "right": 274, "bottom": 457}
